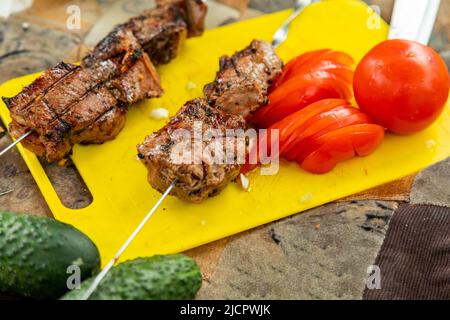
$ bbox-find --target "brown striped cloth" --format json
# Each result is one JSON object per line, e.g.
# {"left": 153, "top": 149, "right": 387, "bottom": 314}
{"left": 364, "top": 204, "right": 450, "bottom": 299}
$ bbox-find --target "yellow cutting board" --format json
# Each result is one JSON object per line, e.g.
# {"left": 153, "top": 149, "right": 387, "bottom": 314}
{"left": 1, "top": 0, "right": 450, "bottom": 266}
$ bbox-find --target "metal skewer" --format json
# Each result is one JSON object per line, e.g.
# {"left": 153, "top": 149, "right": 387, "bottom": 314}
{"left": 272, "top": 0, "right": 313, "bottom": 48}
{"left": 0, "top": 130, "right": 32, "bottom": 157}
{"left": 80, "top": 179, "right": 177, "bottom": 300}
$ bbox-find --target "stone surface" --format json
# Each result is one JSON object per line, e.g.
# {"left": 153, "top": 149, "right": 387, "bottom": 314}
{"left": 84, "top": 0, "right": 157, "bottom": 47}
{"left": 185, "top": 238, "right": 230, "bottom": 281}
{"left": 341, "top": 175, "right": 414, "bottom": 202}
{"left": 198, "top": 201, "right": 397, "bottom": 299}
{"left": 217, "top": 0, "right": 249, "bottom": 13}
{"left": 249, "top": 0, "right": 297, "bottom": 13}
{"left": 0, "top": 19, "right": 81, "bottom": 83}
{"left": 0, "top": 129, "right": 51, "bottom": 217}
{"left": 15, "top": 0, "right": 104, "bottom": 37}
{"left": 411, "top": 157, "right": 450, "bottom": 207}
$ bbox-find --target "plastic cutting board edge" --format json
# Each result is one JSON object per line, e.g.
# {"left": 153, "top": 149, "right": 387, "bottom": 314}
{"left": 1, "top": 0, "right": 450, "bottom": 266}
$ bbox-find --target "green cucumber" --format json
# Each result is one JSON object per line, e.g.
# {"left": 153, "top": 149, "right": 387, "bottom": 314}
{"left": 61, "top": 254, "right": 202, "bottom": 300}
{"left": 0, "top": 211, "right": 100, "bottom": 299}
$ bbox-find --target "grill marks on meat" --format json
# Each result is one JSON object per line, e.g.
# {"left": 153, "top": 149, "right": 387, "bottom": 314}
{"left": 138, "top": 98, "right": 246, "bottom": 203}
{"left": 106, "top": 53, "right": 162, "bottom": 104}
{"left": 83, "top": 0, "right": 207, "bottom": 67}
{"left": 3, "top": 0, "right": 207, "bottom": 162}
{"left": 73, "top": 107, "right": 127, "bottom": 145}
{"left": 204, "top": 40, "right": 283, "bottom": 119}
{"left": 2, "top": 62, "right": 77, "bottom": 113}
{"left": 138, "top": 40, "right": 282, "bottom": 203}
{"left": 6, "top": 51, "right": 161, "bottom": 162}
{"left": 35, "top": 87, "right": 119, "bottom": 160}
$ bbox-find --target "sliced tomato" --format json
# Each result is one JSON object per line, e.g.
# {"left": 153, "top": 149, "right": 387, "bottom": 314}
{"left": 300, "top": 139, "right": 355, "bottom": 174}
{"left": 272, "top": 49, "right": 354, "bottom": 89}
{"left": 300, "top": 124, "right": 385, "bottom": 174}
{"left": 296, "top": 123, "right": 384, "bottom": 165}
{"left": 273, "top": 71, "right": 352, "bottom": 101}
{"left": 251, "top": 77, "right": 349, "bottom": 127}
{"left": 241, "top": 99, "right": 349, "bottom": 173}
{"left": 240, "top": 126, "right": 278, "bottom": 174}
{"left": 283, "top": 108, "right": 371, "bottom": 161}
{"left": 272, "top": 49, "right": 332, "bottom": 88}
{"left": 274, "top": 99, "right": 350, "bottom": 141}
{"left": 240, "top": 48, "right": 387, "bottom": 176}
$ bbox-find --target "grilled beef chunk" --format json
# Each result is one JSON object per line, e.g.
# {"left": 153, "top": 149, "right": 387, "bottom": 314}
{"left": 2, "top": 62, "right": 77, "bottom": 112}
{"left": 83, "top": 0, "right": 206, "bottom": 67}
{"left": 204, "top": 40, "right": 283, "bottom": 118}
{"left": 5, "top": 51, "right": 161, "bottom": 162}
{"left": 73, "top": 107, "right": 127, "bottom": 145}
{"left": 138, "top": 98, "right": 246, "bottom": 203}
{"left": 106, "top": 53, "right": 162, "bottom": 104}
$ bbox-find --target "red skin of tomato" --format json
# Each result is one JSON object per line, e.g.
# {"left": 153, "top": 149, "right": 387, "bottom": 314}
{"left": 354, "top": 39, "right": 450, "bottom": 134}
{"left": 284, "top": 109, "right": 372, "bottom": 161}
{"left": 300, "top": 124, "right": 385, "bottom": 174}
{"left": 251, "top": 77, "right": 346, "bottom": 128}
{"left": 272, "top": 49, "right": 354, "bottom": 90}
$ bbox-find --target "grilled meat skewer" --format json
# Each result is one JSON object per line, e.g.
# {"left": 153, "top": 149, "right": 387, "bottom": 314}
{"left": 2, "top": 0, "right": 207, "bottom": 162}
{"left": 138, "top": 40, "right": 283, "bottom": 203}
{"left": 5, "top": 47, "right": 161, "bottom": 162}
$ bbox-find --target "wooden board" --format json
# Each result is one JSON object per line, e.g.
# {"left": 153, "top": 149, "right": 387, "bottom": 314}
{"left": 1, "top": 0, "right": 450, "bottom": 266}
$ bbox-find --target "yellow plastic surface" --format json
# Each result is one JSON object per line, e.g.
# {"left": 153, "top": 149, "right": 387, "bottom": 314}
{"left": 1, "top": 0, "right": 450, "bottom": 266}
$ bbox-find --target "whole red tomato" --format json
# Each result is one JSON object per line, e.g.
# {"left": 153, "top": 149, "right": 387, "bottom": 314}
{"left": 353, "top": 39, "right": 450, "bottom": 134}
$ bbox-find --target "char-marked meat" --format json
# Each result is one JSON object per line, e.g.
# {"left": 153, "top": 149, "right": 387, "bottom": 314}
{"left": 5, "top": 49, "right": 161, "bottom": 162}
{"left": 138, "top": 98, "right": 246, "bottom": 203}
{"left": 204, "top": 40, "right": 283, "bottom": 119}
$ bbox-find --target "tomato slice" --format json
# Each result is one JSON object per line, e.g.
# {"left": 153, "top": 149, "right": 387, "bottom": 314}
{"left": 273, "top": 70, "right": 352, "bottom": 100}
{"left": 240, "top": 127, "right": 279, "bottom": 174}
{"left": 300, "top": 124, "right": 385, "bottom": 174}
{"left": 274, "top": 99, "right": 350, "bottom": 140}
{"left": 272, "top": 49, "right": 332, "bottom": 88}
{"left": 272, "top": 50, "right": 354, "bottom": 89}
{"left": 256, "top": 99, "right": 349, "bottom": 162}
{"left": 242, "top": 99, "right": 355, "bottom": 174}
{"left": 252, "top": 77, "right": 349, "bottom": 127}
{"left": 282, "top": 107, "right": 370, "bottom": 161}
{"left": 300, "top": 140, "right": 355, "bottom": 174}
